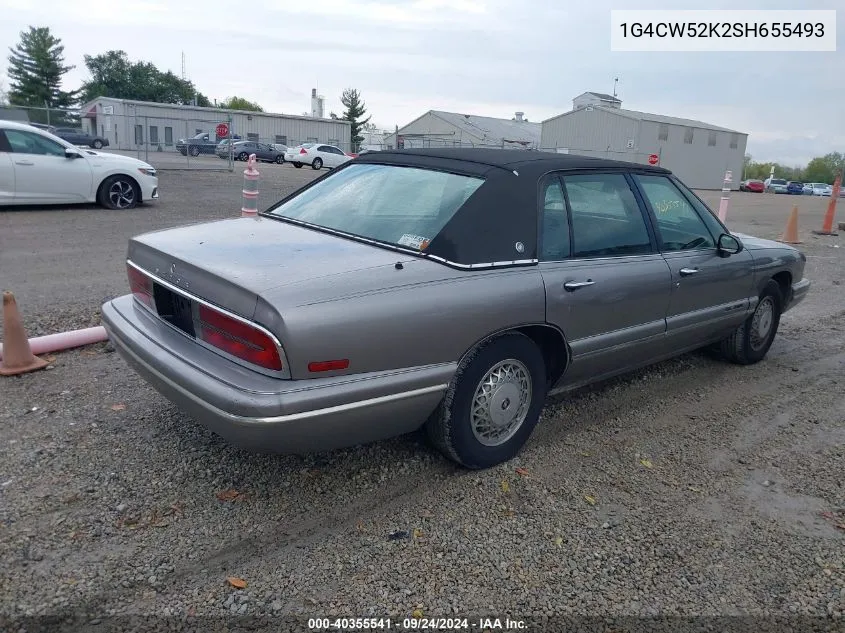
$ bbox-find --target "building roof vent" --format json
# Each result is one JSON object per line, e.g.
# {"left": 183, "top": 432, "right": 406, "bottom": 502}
{"left": 514, "top": 111, "right": 524, "bottom": 122}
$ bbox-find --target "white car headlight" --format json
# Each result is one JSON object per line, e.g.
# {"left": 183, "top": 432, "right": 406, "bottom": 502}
{"left": 138, "top": 168, "right": 157, "bottom": 177}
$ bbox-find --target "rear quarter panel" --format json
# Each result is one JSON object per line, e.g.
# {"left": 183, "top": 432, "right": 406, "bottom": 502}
{"left": 255, "top": 263, "right": 548, "bottom": 379}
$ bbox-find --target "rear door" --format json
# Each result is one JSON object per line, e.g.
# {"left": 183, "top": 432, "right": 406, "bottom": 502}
{"left": 0, "top": 133, "right": 14, "bottom": 203}
{"left": 539, "top": 171, "right": 673, "bottom": 388}
{"left": 631, "top": 173, "right": 754, "bottom": 347}
{"left": 315, "top": 145, "right": 336, "bottom": 167}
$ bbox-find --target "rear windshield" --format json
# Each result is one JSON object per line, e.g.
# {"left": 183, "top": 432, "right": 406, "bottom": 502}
{"left": 266, "top": 163, "right": 484, "bottom": 250}
{"left": 771, "top": 179, "right": 786, "bottom": 185}
{"left": 300, "top": 143, "right": 316, "bottom": 148}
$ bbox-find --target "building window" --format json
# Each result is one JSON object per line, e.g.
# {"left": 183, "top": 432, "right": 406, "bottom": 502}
{"left": 134, "top": 125, "right": 143, "bottom": 145}
{"left": 149, "top": 126, "right": 159, "bottom": 144}
{"left": 658, "top": 123, "right": 669, "bottom": 141}
{"left": 307, "top": 137, "right": 318, "bottom": 143}
{"left": 164, "top": 127, "right": 173, "bottom": 146}
{"left": 328, "top": 138, "right": 339, "bottom": 146}
{"left": 708, "top": 131, "right": 717, "bottom": 146}
{"left": 247, "top": 132, "right": 259, "bottom": 141}
{"left": 730, "top": 133, "right": 739, "bottom": 149}
{"left": 275, "top": 135, "right": 287, "bottom": 145}
{"left": 683, "top": 127, "right": 694, "bottom": 144}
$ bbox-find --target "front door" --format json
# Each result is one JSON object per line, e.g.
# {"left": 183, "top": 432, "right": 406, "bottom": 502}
{"left": 2, "top": 128, "right": 92, "bottom": 203}
{"left": 538, "top": 172, "right": 673, "bottom": 389}
{"left": 631, "top": 173, "right": 755, "bottom": 348}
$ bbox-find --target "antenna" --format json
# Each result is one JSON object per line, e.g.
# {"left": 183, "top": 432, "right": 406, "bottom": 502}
{"left": 613, "top": 77, "right": 619, "bottom": 98}
{"left": 181, "top": 52, "right": 186, "bottom": 80}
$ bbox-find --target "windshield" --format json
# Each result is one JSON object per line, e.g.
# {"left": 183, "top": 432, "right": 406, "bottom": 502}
{"left": 771, "top": 179, "right": 786, "bottom": 185}
{"left": 266, "top": 163, "right": 485, "bottom": 249}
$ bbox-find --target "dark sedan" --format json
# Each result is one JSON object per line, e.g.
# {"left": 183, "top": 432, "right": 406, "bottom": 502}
{"left": 216, "top": 140, "right": 285, "bottom": 163}
{"left": 102, "top": 149, "right": 810, "bottom": 469}
{"left": 53, "top": 127, "right": 110, "bottom": 149}
{"left": 786, "top": 181, "right": 804, "bottom": 195}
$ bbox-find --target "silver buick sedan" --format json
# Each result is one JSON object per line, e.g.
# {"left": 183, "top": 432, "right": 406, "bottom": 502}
{"left": 102, "top": 148, "right": 810, "bottom": 469}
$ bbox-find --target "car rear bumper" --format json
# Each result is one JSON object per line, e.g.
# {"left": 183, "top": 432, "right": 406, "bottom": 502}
{"left": 784, "top": 278, "right": 811, "bottom": 313}
{"left": 101, "top": 295, "right": 452, "bottom": 453}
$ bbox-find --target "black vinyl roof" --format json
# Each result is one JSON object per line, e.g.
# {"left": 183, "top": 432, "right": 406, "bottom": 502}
{"left": 356, "top": 147, "right": 672, "bottom": 175}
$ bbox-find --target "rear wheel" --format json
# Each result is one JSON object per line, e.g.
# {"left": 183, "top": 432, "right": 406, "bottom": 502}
{"left": 293, "top": 162, "right": 302, "bottom": 168}
{"left": 718, "top": 279, "right": 783, "bottom": 365}
{"left": 312, "top": 157, "right": 323, "bottom": 170}
{"left": 238, "top": 152, "right": 249, "bottom": 161}
{"left": 275, "top": 155, "right": 284, "bottom": 164}
{"left": 426, "top": 332, "right": 547, "bottom": 469}
{"left": 98, "top": 175, "right": 139, "bottom": 210}
{"left": 92, "top": 139, "right": 103, "bottom": 149}
{"left": 190, "top": 146, "right": 200, "bottom": 157}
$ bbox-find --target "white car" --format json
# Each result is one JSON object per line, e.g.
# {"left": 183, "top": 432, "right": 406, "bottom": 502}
{"left": 284, "top": 142, "right": 352, "bottom": 170}
{"left": 809, "top": 182, "right": 833, "bottom": 196}
{"left": 0, "top": 120, "right": 158, "bottom": 210}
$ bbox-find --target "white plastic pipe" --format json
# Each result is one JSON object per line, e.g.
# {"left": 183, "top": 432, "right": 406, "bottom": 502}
{"left": 0, "top": 326, "right": 108, "bottom": 361}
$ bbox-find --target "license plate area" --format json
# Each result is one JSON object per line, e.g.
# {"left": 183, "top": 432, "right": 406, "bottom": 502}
{"left": 152, "top": 284, "right": 196, "bottom": 338}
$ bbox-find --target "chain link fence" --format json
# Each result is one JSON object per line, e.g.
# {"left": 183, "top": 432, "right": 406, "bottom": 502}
{"left": 0, "top": 105, "right": 353, "bottom": 171}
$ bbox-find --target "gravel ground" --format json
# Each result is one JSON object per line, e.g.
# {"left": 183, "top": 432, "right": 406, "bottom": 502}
{"left": 1, "top": 169, "right": 844, "bottom": 630}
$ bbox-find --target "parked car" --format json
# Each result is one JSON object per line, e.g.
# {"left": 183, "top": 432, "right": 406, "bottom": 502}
{"left": 53, "top": 127, "right": 110, "bottom": 149}
{"left": 802, "top": 183, "right": 814, "bottom": 195}
{"left": 739, "top": 179, "right": 764, "bottom": 193}
{"left": 809, "top": 183, "right": 833, "bottom": 196}
{"left": 284, "top": 143, "right": 352, "bottom": 169}
{"left": 764, "top": 178, "right": 788, "bottom": 193}
{"left": 101, "top": 148, "right": 810, "bottom": 469}
{"left": 786, "top": 181, "right": 804, "bottom": 195}
{"left": 216, "top": 140, "right": 285, "bottom": 163}
{"left": 0, "top": 120, "right": 158, "bottom": 209}
{"left": 177, "top": 132, "right": 240, "bottom": 156}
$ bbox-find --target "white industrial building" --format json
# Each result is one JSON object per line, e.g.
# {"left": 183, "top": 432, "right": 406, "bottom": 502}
{"left": 77, "top": 96, "right": 352, "bottom": 152}
{"left": 383, "top": 110, "right": 541, "bottom": 150}
{"left": 541, "top": 92, "right": 748, "bottom": 189}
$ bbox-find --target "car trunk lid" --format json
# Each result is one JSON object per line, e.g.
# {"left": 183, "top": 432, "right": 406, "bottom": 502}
{"left": 126, "top": 217, "right": 416, "bottom": 320}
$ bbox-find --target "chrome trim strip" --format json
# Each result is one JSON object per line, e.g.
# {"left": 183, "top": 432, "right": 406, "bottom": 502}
{"left": 109, "top": 326, "right": 448, "bottom": 425}
{"left": 126, "top": 259, "right": 292, "bottom": 379}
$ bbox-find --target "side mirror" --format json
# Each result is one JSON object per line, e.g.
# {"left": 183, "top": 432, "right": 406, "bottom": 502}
{"left": 718, "top": 233, "right": 743, "bottom": 256}
{"left": 65, "top": 148, "right": 82, "bottom": 159}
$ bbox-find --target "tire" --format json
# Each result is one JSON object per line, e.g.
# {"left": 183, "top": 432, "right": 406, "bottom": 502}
{"left": 293, "top": 162, "right": 302, "bottom": 168}
{"left": 98, "top": 175, "right": 139, "bottom": 210}
{"left": 92, "top": 140, "right": 103, "bottom": 149}
{"left": 312, "top": 157, "right": 323, "bottom": 170}
{"left": 238, "top": 152, "right": 249, "bottom": 161}
{"left": 718, "top": 279, "right": 783, "bottom": 365}
{"left": 190, "top": 146, "right": 200, "bottom": 157}
{"left": 275, "top": 155, "right": 284, "bottom": 164}
{"left": 425, "top": 332, "right": 547, "bottom": 469}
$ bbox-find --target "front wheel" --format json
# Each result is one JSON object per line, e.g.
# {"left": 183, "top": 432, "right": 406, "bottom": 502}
{"left": 293, "top": 162, "right": 302, "bottom": 168}
{"left": 426, "top": 332, "right": 547, "bottom": 469}
{"left": 275, "top": 155, "right": 284, "bottom": 164}
{"left": 718, "top": 279, "right": 783, "bottom": 365}
{"left": 190, "top": 146, "right": 200, "bottom": 157}
{"left": 237, "top": 152, "right": 249, "bottom": 161}
{"left": 312, "top": 157, "right": 323, "bottom": 170}
{"left": 98, "top": 175, "right": 139, "bottom": 210}
{"left": 92, "top": 140, "right": 103, "bottom": 149}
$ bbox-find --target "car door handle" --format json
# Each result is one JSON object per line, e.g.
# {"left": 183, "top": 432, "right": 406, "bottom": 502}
{"left": 14, "top": 160, "right": 34, "bottom": 166}
{"left": 679, "top": 267, "right": 699, "bottom": 276}
{"left": 564, "top": 280, "right": 595, "bottom": 291}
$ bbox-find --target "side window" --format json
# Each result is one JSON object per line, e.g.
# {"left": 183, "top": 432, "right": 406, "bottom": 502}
{"left": 634, "top": 174, "right": 716, "bottom": 251}
{"left": 317, "top": 145, "right": 331, "bottom": 152}
{"left": 671, "top": 177, "right": 728, "bottom": 240}
{"left": 562, "top": 173, "right": 652, "bottom": 258}
{"left": 5, "top": 129, "right": 66, "bottom": 156}
{"left": 539, "top": 175, "right": 570, "bottom": 261}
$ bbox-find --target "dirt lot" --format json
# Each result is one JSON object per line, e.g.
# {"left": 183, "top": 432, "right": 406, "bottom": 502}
{"left": 1, "top": 167, "right": 843, "bottom": 629}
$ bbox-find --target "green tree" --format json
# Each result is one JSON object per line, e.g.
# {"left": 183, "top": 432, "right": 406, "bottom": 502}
{"left": 340, "top": 88, "right": 371, "bottom": 151}
{"left": 80, "top": 50, "right": 211, "bottom": 106}
{"left": 219, "top": 96, "right": 263, "bottom": 112}
{"left": 804, "top": 152, "right": 844, "bottom": 184}
{"left": 7, "top": 26, "right": 78, "bottom": 109}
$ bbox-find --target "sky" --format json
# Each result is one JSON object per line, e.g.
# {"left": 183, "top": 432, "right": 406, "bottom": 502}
{"left": 0, "top": 0, "right": 842, "bottom": 166}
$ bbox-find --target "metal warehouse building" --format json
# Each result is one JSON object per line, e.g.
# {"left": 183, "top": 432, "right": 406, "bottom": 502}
{"left": 541, "top": 92, "right": 748, "bottom": 190}
{"left": 78, "top": 97, "right": 352, "bottom": 153}
{"left": 383, "top": 110, "right": 541, "bottom": 150}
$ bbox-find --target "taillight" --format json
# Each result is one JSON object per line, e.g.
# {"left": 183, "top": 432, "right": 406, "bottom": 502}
{"left": 127, "top": 264, "right": 154, "bottom": 309}
{"left": 197, "top": 304, "right": 282, "bottom": 371}
{"left": 299, "top": 148, "right": 307, "bottom": 154}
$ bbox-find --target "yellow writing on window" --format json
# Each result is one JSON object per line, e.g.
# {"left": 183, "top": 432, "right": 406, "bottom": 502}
{"left": 653, "top": 199, "right": 688, "bottom": 215}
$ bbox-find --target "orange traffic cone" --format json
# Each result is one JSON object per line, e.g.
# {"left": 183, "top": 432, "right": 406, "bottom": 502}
{"left": 778, "top": 205, "right": 802, "bottom": 245}
{"left": 0, "top": 291, "right": 49, "bottom": 376}
{"left": 812, "top": 174, "right": 840, "bottom": 236}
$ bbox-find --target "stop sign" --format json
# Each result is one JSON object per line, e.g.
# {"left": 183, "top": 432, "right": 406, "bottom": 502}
{"left": 648, "top": 153, "right": 659, "bottom": 165}
{"left": 216, "top": 122, "right": 229, "bottom": 138}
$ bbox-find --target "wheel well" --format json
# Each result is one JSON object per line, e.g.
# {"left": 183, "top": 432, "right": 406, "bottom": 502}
{"left": 771, "top": 271, "right": 791, "bottom": 301}
{"left": 97, "top": 174, "right": 142, "bottom": 202}
{"left": 513, "top": 325, "right": 569, "bottom": 387}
